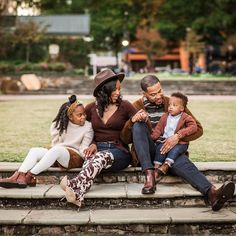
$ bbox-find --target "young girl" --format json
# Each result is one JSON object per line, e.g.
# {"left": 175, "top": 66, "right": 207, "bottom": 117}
{"left": 0, "top": 95, "right": 94, "bottom": 188}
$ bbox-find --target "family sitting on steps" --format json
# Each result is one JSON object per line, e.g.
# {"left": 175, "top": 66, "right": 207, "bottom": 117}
{"left": 0, "top": 69, "right": 235, "bottom": 212}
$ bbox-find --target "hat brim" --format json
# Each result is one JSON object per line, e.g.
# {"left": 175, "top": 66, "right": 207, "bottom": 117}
{"left": 93, "top": 73, "right": 125, "bottom": 97}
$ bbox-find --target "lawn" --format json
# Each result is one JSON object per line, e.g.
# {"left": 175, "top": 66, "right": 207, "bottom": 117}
{"left": 0, "top": 98, "right": 235, "bottom": 162}
{"left": 127, "top": 72, "right": 236, "bottom": 81}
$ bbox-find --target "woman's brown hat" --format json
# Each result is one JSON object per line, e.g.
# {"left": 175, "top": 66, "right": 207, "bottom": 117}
{"left": 93, "top": 68, "right": 125, "bottom": 96}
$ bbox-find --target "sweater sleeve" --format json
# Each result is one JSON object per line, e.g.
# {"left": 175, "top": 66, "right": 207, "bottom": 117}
{"left": 176, "top": 114, "right": 198, "bottom": 139}
{"left": 181, "top": 107, "right": 203, "bottom": 142}
{"left": 50, "top": 122, "right": 60, "bottom": 146}
{"left": 77, "top": 122, "right": 94, "bottom": 158}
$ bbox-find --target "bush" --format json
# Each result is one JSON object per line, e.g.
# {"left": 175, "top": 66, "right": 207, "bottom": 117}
{"left": 0, "top": 63, "right": 15, "bottom": 73}
{"left": 0, "top": 61, "right": 85, "bottom": 75}
{"left": 74, "top": 68, "right": 85, "bottom": 75}
{"left": 47, "top": 63, "right": 67, "bottom": 72}
{"left": 15, "top": 63, "right": 34, "bottom": 72}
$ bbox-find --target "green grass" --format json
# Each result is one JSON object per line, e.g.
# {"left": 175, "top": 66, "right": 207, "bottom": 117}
{"left": 0, "top": 99, "right": 235, "bottom": 162}
{"left": 127, "top": 72, "right": 236, "bottom": 81}
{"left": 0, "top": 100, "right": 64, "bottom": 162}
{"left": 188, "top": 100, "right": 236, "bottom": 161}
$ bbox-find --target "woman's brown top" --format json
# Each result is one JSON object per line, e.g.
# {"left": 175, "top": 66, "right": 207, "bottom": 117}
{"left": 85, "top": 100, "right": 137, "bottom": 151}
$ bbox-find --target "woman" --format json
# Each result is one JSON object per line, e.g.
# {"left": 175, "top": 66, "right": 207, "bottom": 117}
{"left": 84, "top": 68, "right": 138, "bottom": 171}
{"left": 61, "top": 68, "right": 143, "bottom": 208}
{"left": 0, "top": 95, "right": 93, "bottom": 188}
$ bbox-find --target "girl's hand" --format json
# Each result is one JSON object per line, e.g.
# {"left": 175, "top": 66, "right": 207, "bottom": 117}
{"left": 84, "top": 143, "right": 97, "bottom": 158}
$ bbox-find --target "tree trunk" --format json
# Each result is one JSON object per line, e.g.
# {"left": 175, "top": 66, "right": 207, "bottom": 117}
{"left": 26, "top": 44, "right": 30, "bottom": 63}
{"left": 146, "top": 54, "right": 155, "bottom": 72}
{"left": 115, "top": 48, "right": 119, "bottom": 68}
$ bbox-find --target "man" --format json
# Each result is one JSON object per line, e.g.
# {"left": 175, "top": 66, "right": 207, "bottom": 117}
{"left": 121, "top": 75, "right": 235, "bottom": 211}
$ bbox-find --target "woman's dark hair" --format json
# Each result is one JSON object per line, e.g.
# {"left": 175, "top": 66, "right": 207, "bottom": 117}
{"left": 52, "top": 94, "right": 77, "bottom": 135}
{"left": 95, "top": 78, "right": 122, "bottom": 117}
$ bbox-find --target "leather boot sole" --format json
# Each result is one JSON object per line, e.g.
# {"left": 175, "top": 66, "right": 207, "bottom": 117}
{"left": 0, "top": 182, "right": 26, "bottom": 188}
{"left": 142, "top": 185, "right": 156, "bottom": 194}
{"left": 28, "top": 183, "right": 36, "bottom": 187}
{"left": 212, "top": 181, "right": 235, "bottom": 211}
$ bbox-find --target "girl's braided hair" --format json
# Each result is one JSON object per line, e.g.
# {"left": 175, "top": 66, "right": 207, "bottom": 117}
{"left": 52, "top": 94, "right": 77, "bottom": 135}
{"left": 96, "top": 78, "right": 122, "bottom": 117}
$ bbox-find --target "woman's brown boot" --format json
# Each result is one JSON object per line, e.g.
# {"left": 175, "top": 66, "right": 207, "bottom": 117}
{"left": 0, "top": 171, "right": 20, "bottom": 188}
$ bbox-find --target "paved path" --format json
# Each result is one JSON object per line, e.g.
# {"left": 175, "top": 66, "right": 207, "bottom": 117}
{"left": 1, "top": 94, "right": 236, "bottom": 101}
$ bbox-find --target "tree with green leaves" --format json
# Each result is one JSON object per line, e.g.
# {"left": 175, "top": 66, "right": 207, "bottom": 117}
{"left": 40, "top": 0, "right": 164, "bottom": 66}
{"left": 135, "top": 23, "right": 166, "bottom": 71}
{"left": 14, "top": 20, "right": 48, "bottom": 63}
{"left": 157, "top": 0, "right": 236, "bottom": 45}
{"left": 87, "top": 0, "right": 164, "bottom": 65}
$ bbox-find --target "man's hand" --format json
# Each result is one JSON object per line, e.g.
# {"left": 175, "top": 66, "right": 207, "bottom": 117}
{"left": 131, "top": 109, "right": 148, "bottom": 122}
{"left": 160, "top": 134, "right": 179, "bottom": 154}
{"left": 84, "top": 143, "right": 97, "bottom": 158}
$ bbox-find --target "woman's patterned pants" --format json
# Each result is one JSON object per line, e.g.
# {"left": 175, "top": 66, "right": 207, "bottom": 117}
{"left": 67, "top": 150, "right": 114, "bottom": 202}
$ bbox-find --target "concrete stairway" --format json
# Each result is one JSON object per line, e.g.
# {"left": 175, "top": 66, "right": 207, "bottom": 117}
{"left": 0, "top": 162, "right": 236, "bottom": 235}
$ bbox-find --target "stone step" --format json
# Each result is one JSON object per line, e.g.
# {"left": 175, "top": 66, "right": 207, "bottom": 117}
{"left": 0, "top": 162, "right": 236, "bottom": 185}
{"left": 0, "top": 183, "right": 235, "bottom": 210}
{"left": 0, "top": 207, "right": 236, "bottom": 235}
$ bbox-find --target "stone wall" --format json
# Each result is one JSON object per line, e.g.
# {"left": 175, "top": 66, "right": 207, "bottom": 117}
{"left": 1, "top": 75, "right": 236, "bottom": 95}
{"left": 1, "top": 223, "right": 236, "bottom": 235}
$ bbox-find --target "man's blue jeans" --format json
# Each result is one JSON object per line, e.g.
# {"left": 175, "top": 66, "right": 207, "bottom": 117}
{"left": 97, "top": 143, "right": 131, "bottom": 172}
{"left": 132, "top": 122, "right": 212, "bottom": 195}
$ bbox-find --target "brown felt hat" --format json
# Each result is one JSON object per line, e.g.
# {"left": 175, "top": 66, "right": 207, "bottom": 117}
{"left": 93, "top": 68, "right": 125, "bottom": 96}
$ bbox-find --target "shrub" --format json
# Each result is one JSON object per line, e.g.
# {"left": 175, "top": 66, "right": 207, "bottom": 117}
{"left": 74, "top": 68, "right": 85, "bottom": 75}
{"left": 15, "top": 63, "right": 34, "bottom": 72}
{"left": 0, "top": 63, "right": 15, "bottom": 73}
{"left": 48, "top": 63, "right": 67, "bottom": 72}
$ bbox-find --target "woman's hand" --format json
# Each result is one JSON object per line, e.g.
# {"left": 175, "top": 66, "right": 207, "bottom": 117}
{"left": 131, "top": 109, "right": 148, "bottom": 123}
{"left": 84, "top": 143, "right": 97, "bottom": 159}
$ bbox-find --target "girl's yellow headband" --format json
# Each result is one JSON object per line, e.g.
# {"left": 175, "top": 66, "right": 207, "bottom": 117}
{"left": 67, "top": 100, "right": 83, "bottom": 117}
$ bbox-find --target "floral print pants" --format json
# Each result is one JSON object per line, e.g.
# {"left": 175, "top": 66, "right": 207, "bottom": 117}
{"left": 67, "top": 150, "right": 114, "bottom": 202}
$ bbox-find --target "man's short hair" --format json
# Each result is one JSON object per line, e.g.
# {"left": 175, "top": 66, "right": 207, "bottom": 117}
{"left": 171, "top": 92, "right": 188, "bottom": 107}
{"left": 140, "top": 75, "right": 160, "bottom": 92}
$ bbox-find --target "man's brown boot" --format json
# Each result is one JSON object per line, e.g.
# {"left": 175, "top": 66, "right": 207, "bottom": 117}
{"left": 0, "top": 171, "right": 20, "bottom": 188}
{"left": 142, "top": 169, "right": 156, "bottom": 194}
{"left": 158, "top": 161, "right": 171, "bottom": 175}
{"left": 207, "top": 181, "right": 235, "bottom": 211}
{"left": 154, "top": 164, "right": 162, "bottom": 181}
